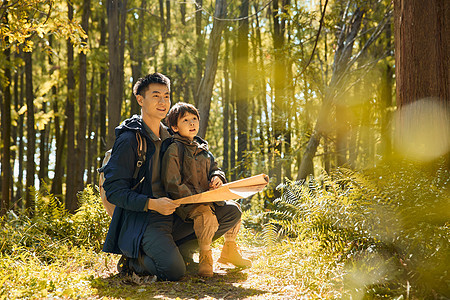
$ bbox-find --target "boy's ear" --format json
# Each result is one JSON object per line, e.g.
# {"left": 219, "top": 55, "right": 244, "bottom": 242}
{"left": 171, "top": 125, "right": 179, "bottom": 132}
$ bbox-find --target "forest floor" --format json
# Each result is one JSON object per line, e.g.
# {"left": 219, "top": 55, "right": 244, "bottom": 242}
{"left": 90, "top": 245, "right": 304, "bottom": 300}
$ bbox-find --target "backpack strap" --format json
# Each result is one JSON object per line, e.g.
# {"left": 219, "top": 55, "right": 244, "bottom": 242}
{"left": 132, "top": 131, "right": 147, "bottom": 180}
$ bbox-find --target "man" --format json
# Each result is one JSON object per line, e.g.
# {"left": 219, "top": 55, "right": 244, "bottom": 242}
{"left": 102, "top": 73, "right": 243, "bottom": 280}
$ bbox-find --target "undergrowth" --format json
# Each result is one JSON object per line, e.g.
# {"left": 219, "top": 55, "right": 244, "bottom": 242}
{"left": 261, "top": 159, "right": 450, "bottom": 299}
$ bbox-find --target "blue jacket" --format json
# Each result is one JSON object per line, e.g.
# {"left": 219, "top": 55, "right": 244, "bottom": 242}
{"left": 102, "top": 115, "right": 171, "bottom": 258}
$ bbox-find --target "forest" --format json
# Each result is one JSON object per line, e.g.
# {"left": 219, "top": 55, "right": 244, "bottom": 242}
{"left": 0, "top": 0, "right": 449, "bottom": 299}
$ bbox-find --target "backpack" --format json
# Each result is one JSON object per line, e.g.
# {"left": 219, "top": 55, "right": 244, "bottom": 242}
{"left": 98, "top": 131, "right": 147, "bottom": 217}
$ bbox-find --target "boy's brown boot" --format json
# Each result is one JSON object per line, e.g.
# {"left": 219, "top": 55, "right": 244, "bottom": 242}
{"left": 198, "top": 250, "right": 214, "bottom": 277}
{"left": 218, "top": 241, "right": 252, "bottom": 268}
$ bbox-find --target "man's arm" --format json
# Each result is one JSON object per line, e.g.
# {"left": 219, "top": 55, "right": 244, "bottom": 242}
{"left": 147, "top": 197, "right": 179, "bottom": 215}
{"left": 103, "top": 131, "right": 151, "bottom": 212}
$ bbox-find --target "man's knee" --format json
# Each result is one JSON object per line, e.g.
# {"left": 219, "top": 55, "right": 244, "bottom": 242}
{"left": 160, "top": 256, "right": 186, "bottom": 281}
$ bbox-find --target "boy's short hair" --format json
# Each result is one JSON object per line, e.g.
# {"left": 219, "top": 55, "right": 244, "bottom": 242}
{"left": 166, "top": 102, "right": 200, "bottom": 129}
{"left": 133, "top": 72, "right": 171, "bottom": 97}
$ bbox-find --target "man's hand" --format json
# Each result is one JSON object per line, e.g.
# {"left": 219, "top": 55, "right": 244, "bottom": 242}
{"left": 209, "top": 176, "right": 223, "bottom": 190}
{"left": 147, "top": 197, "right": 179, "bottom": 215}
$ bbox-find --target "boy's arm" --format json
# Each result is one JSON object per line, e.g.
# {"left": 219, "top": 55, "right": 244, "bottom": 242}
{"left": 161, "top": 143, "right": 193, "bottom": 199}
{"left": 103, "top": 131, "right": 151, "bottom": 212}
{"left": 208, "top": 151, "right": 227, "bottom": 184}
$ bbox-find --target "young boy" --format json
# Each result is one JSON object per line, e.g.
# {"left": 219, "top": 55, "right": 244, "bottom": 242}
{"left": 162, "top": 102, "right": 251, "bottom": 277}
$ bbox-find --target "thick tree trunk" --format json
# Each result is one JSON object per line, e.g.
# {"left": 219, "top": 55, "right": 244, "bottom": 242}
{"left": 394, "top": 0, "right": 449, "bottom": 166}
{"left": 24, "top": 50, "right": 35, "bottom": 213}
{"left": 196, "top": 0, "right": 227, "bottom": 138}
{"left": 394, "top": 0, "right": 449, "bottom": 106}
{"left": 65, "top": 0, "right": 77, "bottom": 212}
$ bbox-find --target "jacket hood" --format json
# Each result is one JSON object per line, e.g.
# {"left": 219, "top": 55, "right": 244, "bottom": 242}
{"left": 115, "top": 115, "right": 144, "bottom": 137}
{"left": 173, "top": 133, "right": 209, "bottom": 152}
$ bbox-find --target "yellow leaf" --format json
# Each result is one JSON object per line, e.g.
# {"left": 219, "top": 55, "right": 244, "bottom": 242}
{"left": 18, "top": 105, "right": 27, "bottom": 115}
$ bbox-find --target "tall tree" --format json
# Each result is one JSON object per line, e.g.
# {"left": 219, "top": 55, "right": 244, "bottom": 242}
{"left": 65, "top": 0, "right": 77, "bottom": 212}
{"left": 24, "top": 49, "right": 36, "bottom": 212}
{"left": 394, "top": 0, "right": 449, "bottom": 165}
{"left": 236, "top": 0, "right": 249, "bottom": 178}
{"left": 271, "top": 0, "right": 288, "bottom": 184}
{"left": 107, "top": 0, "right": 127, "bottom": 148}
{"left": 1, "top": 36, "right": 12, "bottom": 215}
{"left": 75, "top": 0, "right": 91, "bottom": 195}
{"left": 196, "top": 0, "right": 227, "bottom": 138}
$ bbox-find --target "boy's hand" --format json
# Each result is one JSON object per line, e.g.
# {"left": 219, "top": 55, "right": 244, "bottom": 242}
{"left": 209, "top": 176, "right": 223, "bottom": 190}
{"left": 148, "top": 197, "right": 179, "bottom": 215}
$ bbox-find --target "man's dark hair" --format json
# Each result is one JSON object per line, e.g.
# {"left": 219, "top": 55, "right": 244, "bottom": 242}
{"left": 133, "top": 72, "right": 171, "bottom": 97}
{"left": 166, "top": 102, "right": 200, "bottom": 129}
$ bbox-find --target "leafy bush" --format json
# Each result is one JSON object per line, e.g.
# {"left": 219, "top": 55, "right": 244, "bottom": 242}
{"left": 0, "top": 184, "right": 111, "bottom": 260}
{"left": 264, "top": 160, "right": 450, "bottom": 298}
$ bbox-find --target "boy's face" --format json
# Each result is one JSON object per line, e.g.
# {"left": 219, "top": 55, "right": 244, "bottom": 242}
{"left": 171, "top": 112, "right": 199, "bottom": 141}
{"left": 137, "top": 83, "right": 170, "bottom": 123}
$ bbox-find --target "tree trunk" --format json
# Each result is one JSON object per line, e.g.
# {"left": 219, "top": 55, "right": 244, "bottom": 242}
{"left": 99, "top": 17, "right": 107, "bottom": 153}
{"left": 76, "top": 0, "right": 91, "bottom": 196}
{"left": 24, "top": 50, "right": 35, "bottom": 213}
{"left": 1, "top": 45, "right": 12, "bottom": 215}
{"left": 65, "top": 0, "right": 77, "bottom": 212}
{"left": 196, "top": 0, "right": 227, "bottom": 138}
{"left": 129, "top": 0, "right": 145, "bottom": 115}
{"left": 194, "top": 0, "right": 205, "bottom": 105}
{"left": 394, "top": 0, "right": 449, "bottom": 166}
{"left": 235, "top": 0, "right": 249, "bottom": 178}
{"left": 222, "top": 30, "right": 231, "bottom": 176}
{"left": 86, "top": 68, "right": 96, "bottom": 185}
{"left": 11, "top": 55, "right": 19, "bottom": 205}
{"left": 394, "top": 0, "right": 449, "bottom": 106}
{"left": 16, "top": 62, "right": 25, "bottom": 204}
{"left": 272, "top": 0, "right": 288, "bottom": 184}
{"left": 107, "top": 0, "right": 127, "bottom": 149}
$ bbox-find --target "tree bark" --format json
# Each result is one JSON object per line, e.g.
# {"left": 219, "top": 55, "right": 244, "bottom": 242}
{"left": 236, "top": 0, "right": 249, "bottom": 178}
{"left": 107, "top": 0, "right": 127, "bottom": 149}
{"left": 99, "top": 16, "right": 107, "bottom": 153}
{"left": 65, "top": 0, "right": 77, "bottom": 212}
{"left": 24, "top": 49, "right": 35, "bottom": 213}
{"left": 1, "top": 44, "right": 12, "bottom": 215}
{"left": 75, "top": 0, "right": 91, "bottom": 196}
{"left": 194, "top": 0, "right": 205, "bottom": 106}
{"left": 394, "top": 0, "right": 449, "bottom": 106}
{"left": 394, "top": 0, "right": 449, "bottom": 166}
{"left": 196, "top": 0, "right": 227, "bottom": 138}
{"left": 16, "top": 62, "right": 25, "bottom": 204}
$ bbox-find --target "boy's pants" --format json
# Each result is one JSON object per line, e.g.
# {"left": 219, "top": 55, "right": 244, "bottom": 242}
{"left": 189, "top": 204, "right": 219, "bottom": 251}
{"left": 128, "top": 200, "right": 241, "bottom": 280}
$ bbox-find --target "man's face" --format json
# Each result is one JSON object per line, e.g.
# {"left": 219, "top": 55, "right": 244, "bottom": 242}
{"left": 172, "top": 112, "right": 199, "bottom": 141}
{"left": 137, "top": 83, "right": 170, "bottom": 122}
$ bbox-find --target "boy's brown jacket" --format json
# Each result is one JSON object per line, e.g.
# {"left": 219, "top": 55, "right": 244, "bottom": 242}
{"left": 161, "top": 133, "right": 226, "bottom": 220}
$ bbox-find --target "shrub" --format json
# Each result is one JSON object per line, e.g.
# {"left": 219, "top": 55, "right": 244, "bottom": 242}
{"left": 264, "top": 160, "right": 450, "bottom": 298}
